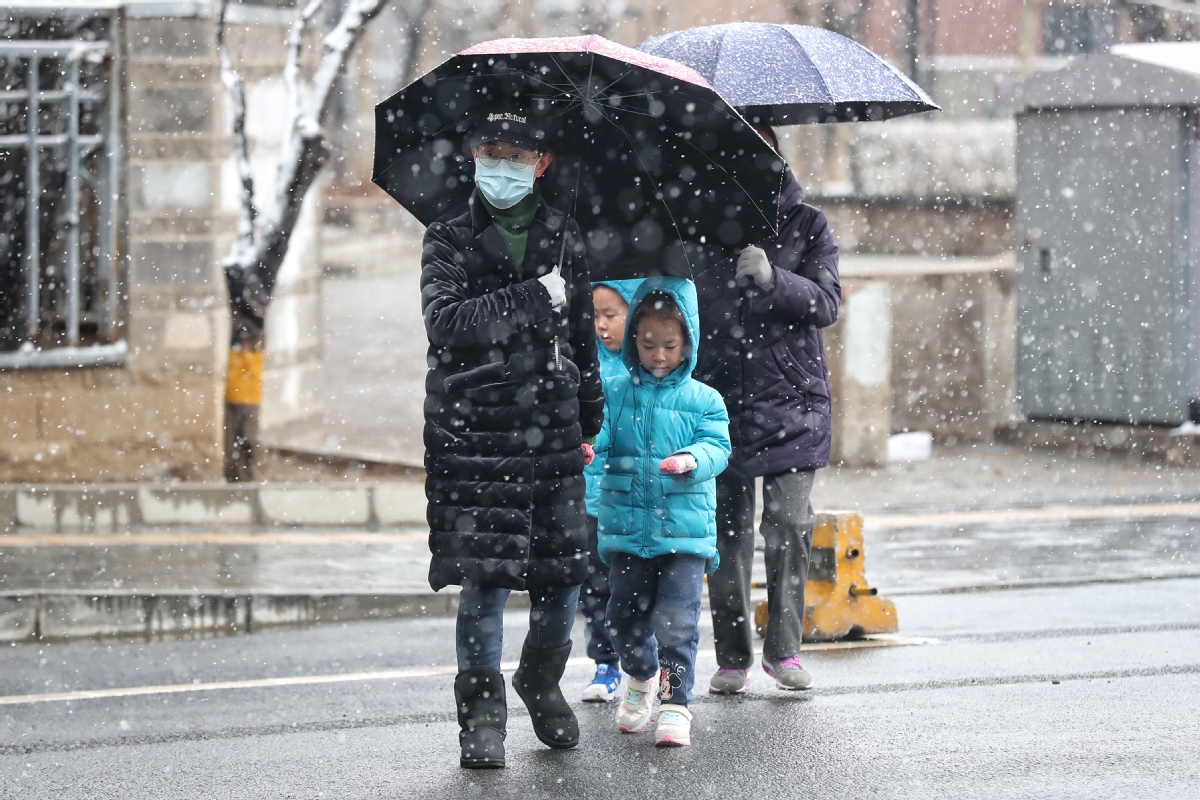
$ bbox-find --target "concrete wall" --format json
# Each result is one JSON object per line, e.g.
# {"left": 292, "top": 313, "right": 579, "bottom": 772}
{"left": 823, "top": 256, "right": 1017, "bottom": 464}
{"left": 825, "top": 279, "right": 893, "bottom": 466}
{"left": 782, "top": 119, "right": 1015, "bottom": 258}
{"left": 839, "top": 255, "right": 1019, "bottom": 444}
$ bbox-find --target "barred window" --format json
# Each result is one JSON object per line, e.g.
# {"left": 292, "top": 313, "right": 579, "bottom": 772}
{"left": 0, "top": 14, "right": 123, "bottom": 368}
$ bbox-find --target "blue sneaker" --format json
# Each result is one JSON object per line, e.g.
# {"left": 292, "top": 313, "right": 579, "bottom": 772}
{"left": 581, "top": 663, "right": 622, "bottom": 703}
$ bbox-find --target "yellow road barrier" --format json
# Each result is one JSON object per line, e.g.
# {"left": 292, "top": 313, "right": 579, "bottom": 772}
{"left": 755, "top": 510, "right": 898, "bottom": 642}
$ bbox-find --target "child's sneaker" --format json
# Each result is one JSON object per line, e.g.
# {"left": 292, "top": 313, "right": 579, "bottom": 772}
{"left": 762, "top": 654, "right": 813, "bottom": 690}
{"left": 581, "top": 663, "right": 621, "bottom": 703}
{"left": 615, "top": 675, "right": 656, "bottom": 733}
{"left": 708, "top": 667, "right": 750, "bottom": 695}
{"left": 654, "top": 704, "right": 693, "bottom": 747}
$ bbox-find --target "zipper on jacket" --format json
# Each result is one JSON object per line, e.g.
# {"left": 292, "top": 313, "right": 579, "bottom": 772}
{"left": 641, "top": 380, "right": 661, "bottom": 555}
{"left": 553, "top": 334, "right": 562, "bottom": 371}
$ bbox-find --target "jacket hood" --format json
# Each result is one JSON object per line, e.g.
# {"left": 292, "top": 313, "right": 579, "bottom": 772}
{"left": 778, "top": 169, "right": 804, "bottom": 223}
{"left": 591, "top": 279, "right": 643, "bottom": 307}
{"left": 622, "top": 276, "right": 700, "bottom": 383}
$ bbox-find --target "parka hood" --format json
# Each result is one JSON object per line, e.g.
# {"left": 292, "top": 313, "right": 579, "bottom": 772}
{"left": 591, "top": 278, "right": 643, "bottom": 307}
{"left": 621, "top": 276, "right": 701, "bottom": 383}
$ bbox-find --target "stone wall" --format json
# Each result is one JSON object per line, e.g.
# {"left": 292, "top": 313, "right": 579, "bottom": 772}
{"left": 1, "top": 13, "right": 227, "bottom": 481}
{"left": 0, "top": 5, "right": 322, "bottom": 481}
{"left": 782, "top": 119, "right": 1015, "bottom": 258}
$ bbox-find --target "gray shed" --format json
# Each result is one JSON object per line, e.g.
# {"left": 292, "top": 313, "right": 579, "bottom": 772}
{"left": 1006, "top": 44, "right": 1200, "bottom": 425}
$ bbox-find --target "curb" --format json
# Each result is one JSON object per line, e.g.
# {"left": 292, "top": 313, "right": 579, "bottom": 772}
{"left": 0, "top": 483, "right": 429, "bottom": 533}
{"left": 997, "top": 420, "right": 1200, "bottom": 466}
{"left": 0, "top": 591, "right": 464, "bottom": 643}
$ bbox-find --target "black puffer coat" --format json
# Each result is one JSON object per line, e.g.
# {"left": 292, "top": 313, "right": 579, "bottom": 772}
{"left": 422, "top": 193, "right": 604, "bottom": 592}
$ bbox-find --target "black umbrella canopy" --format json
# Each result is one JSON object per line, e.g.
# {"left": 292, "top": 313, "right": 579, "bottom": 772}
{"left": 638, "top": 23, "right": 939, "bottom": 126}
{"left": 372, "top": 35, "right": 783, "bottom": 281}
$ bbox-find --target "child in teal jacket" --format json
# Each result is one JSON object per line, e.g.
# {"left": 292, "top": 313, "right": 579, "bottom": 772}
{"left": 580, "top": 279, "right": 643, "bottom": 703}
{"left": 594, "top": 276, "right": 731, "bottom": 747}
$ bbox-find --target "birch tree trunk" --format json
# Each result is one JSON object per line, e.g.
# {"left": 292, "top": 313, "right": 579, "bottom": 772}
{"left": 216, "top": 0, "right": 421, "bottom": 480}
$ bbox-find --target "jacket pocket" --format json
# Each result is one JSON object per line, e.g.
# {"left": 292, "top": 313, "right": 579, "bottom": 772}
{"left": 443, "top": 361, "right": 506, "bottom": 395}
{"left": 774, "top": 342, "right": 829, "bottom": 400}
{"left": 597, "top": 473, "right": 634, "bottom": 537}
{"left": 600, "top": 474, "right": 633, "bottom": 493}
{"left": 661, "top": 477, "right": 703, "bottom": 495}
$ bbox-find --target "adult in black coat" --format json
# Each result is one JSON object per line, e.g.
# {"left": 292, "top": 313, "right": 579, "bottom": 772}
{"left": 694, "top": 127, "right": 841, "bottom": 695}
{"left": 421, "top": 107, "right": 603, "bottom": 768}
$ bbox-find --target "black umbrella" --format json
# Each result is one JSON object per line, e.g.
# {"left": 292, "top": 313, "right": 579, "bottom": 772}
{"left": 372, "top": 35, "right": 782, "bottom": 281}
{"left": 638, "top": 23, "right": 939, "bottom": 125}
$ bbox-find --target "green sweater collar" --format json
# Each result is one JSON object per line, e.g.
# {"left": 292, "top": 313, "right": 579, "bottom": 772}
{"left": 480, "top": 188, "right": 541, "bottom": 278}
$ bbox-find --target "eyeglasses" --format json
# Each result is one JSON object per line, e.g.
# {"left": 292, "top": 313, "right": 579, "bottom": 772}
{"left": 476, "top": 153, "right": 541, "bottom": 171}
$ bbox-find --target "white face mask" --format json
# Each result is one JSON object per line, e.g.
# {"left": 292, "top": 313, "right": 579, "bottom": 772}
{"left": 474, "top": 158, "right": 537, "bottom": 209}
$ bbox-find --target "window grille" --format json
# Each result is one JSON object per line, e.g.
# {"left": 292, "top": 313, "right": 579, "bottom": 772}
{"left": 0, "top": 33, "right": 122, "bottom": 368}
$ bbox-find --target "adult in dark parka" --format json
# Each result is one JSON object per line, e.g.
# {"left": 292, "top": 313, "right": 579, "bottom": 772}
{"left": 421, "top": 106, "right": 604, "bottom": 768}
{"left": 695, "top": 127, "right": 841, "bottom": 694}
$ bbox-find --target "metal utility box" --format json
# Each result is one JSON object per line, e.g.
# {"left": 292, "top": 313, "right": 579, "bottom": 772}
{"left": 1007, "top": 44, "right": 1200, "bottom": 425}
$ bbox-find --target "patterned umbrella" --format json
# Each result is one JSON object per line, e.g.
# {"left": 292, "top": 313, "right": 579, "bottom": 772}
{"left": 638, "top": 23, "right": 939, "bottom": 125}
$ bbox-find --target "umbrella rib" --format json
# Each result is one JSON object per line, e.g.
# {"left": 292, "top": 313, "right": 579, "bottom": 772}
{"left": 548, "top": 53, "right": 591, "bottom": 102}
{"left": 595, "top": 103, "right": 775, "bottom": 232}
{"left": 594, "top": 110, "right": 694, "bottom": 271}
{"left": 784, "top": 28, "right": 835, "bottom": 104}
{"left": 591, "top": 66, "right": 640, "bottom": 100}
{"left": 646, "top": 117, "right": 775, "bottom": 230}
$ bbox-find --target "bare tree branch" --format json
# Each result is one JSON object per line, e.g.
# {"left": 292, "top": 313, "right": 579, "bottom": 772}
{"left": 284, "top": 0, "right": 325, "bottom": 139}
{"left": 216, "top": 0, "right": 257, "bottom": 263}
{"left": 307, "top": 0, "right": 388, "bottom": 132}
{"left": 251, "top": 0, "right": 387, "bottom": 287}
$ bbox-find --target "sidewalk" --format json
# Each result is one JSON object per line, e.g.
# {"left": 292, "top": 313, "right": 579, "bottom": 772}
{"left": 3, "top": 443, "right": 1199, "bottom": 642}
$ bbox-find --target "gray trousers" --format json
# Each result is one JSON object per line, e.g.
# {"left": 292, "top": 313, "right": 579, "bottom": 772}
{"left": 709, "top": 469, "right": 815, "bottom": 668}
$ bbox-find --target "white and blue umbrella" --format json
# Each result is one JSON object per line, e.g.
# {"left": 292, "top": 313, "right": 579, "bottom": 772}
{"left": 638, "top": 23, "right": 939, "bottom": 125}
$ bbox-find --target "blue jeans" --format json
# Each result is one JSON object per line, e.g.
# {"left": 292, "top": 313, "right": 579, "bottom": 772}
{"left": 605, "top": 552, "right": 705, "bottom": 706}
{"left": 581, "top": 516, "right": 618, "bottom": 665}
{"left": 456, "top": 583, "right": 581, "bottom": 672}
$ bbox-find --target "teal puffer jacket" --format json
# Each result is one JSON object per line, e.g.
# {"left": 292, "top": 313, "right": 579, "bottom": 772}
{"left": 584, "top": 279, "right": 644, "bottom": 517}
{"left": 594, "top": 277, "right": 731, "bottom": 571}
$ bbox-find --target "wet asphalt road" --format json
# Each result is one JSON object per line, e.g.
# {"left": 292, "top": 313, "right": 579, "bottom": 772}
{"left": 3, "top": 575, "right": 1200, "bottom": 799}
{"left": 5, "top": 506, "right": 1198, "bottom": 596}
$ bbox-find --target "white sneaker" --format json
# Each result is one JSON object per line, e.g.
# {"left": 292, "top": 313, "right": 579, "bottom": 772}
{"left": 615, "top": 675, "right": 656, "bottom": 733}
{"left": 654, "top": 704, "right": 693, "bottom": 747}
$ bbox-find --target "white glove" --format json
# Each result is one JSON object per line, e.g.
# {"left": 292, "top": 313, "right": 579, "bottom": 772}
{"left": 538, "top": 269, "right": 567, "bottom": 310}
{"left": 736, "top": 245, "right": 775, "bottom": 291}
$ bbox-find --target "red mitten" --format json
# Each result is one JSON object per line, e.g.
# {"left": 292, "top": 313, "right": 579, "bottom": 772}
{"left": 658, "top": 454, "right": 697, "bottom": 474}
{"left": 582, "top": 442, "right": 595, "bottom": 466}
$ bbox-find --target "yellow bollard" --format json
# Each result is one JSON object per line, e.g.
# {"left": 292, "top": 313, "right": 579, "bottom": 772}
{"left": 754, "top": 511, "right": 898, "bottom": 641}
